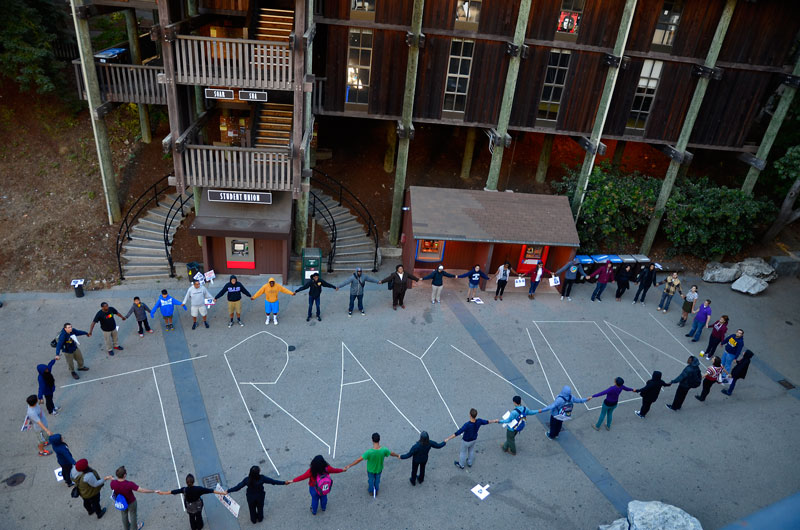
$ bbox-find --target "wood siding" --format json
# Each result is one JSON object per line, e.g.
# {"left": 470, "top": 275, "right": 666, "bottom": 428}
{"left": 624, "top": 0, "right": 662, "bottom": 52}
{"left": 719, "top": 1, "right": 800, "bottom": 67}
{"left": 324, "top": 25, "right": 349, "bottom": 112}
{"left": 413, "top": 35, "right": 450, "bottom": 120}
{"left": 477, "top": 0, "right": 518, "bottom": 37}
{"left": 526, "top": 0, "right": 560, "bottom": 41}
{"left": 465, "top": 41, "right": 508, "bottom": 124}
{"left": 602, "top": 58, "right": 645, "bottom": 136}
{"left": 422, "top": 0, "right": 457, "bottom": 30}
{"left": 670, "top": 0, "right": 726, "bottom": 60}
{"left": 577, "top": 0, "right": 626, "bottom": 48}
{"left": 510, "top": 46, "right": 550, "bottom": 128}
{"left": 557, "top": 51, "right": 606, "bottom": 133}
{"left": 376, "top": 0, "right": 414, "bottom": 25}
{"left": 322, "top": 0, "right": 349, "bottom": 19}
{"left": 644, "top": 62, "right": 696, "bottom": 142}
{"left": 369, "top": 30, "right": 409, "bottom": 116}
{"left": 209, "top": 236, "right": 286, "bottom": 276}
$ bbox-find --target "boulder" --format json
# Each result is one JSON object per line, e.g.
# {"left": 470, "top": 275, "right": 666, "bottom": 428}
{"left": 628, "top": 501, "right": 702, "bottom": 530}
{"left": 731, "top": 274, "right": 768, "bottom": 295}
{"left": 736, "top": 258, "right": 778, "bottom": 282}
{"left": 702, "top": 262, "right": 740, "bottom": 283}
{"left": 599, "top": 518, "right": 630, "bottom": 530}
{"left": 770, "top": 255, "right": 800, "bottom": 278}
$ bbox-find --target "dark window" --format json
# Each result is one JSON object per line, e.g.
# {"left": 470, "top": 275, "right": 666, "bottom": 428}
{"left": 537, "top": 49, "right": 571, "bottom": 122}
{"left": 652, "top": 0, "right": 683, "bottom": 48}
{"left": 443, "top": 39, "right": 474, "bottom": 113}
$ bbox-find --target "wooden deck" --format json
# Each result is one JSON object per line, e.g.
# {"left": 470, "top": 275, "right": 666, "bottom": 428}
{"left": 73, "top": 60, "right": 166, "bottom": 105}
{"left": 183, "top": 144, "right": 292, "bottom": 191}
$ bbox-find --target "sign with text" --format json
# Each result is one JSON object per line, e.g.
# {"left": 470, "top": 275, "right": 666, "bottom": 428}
{"left": 207, "top": 190, "right": 272, "bottom": 205}
{"left": 204, "top": 88, "right": 234, "bottom": 100}
{"left": 238, "top": 90, "right": 268, "bottom": 102}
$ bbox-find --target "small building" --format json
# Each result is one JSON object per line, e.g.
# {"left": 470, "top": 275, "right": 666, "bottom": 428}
{"left": 401, "top": 186, "right": 580, "bottom": 287}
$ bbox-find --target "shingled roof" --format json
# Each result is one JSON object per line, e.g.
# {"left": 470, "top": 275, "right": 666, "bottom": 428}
{"left": 409, "top": 186, "right": 580, "bottom": 247}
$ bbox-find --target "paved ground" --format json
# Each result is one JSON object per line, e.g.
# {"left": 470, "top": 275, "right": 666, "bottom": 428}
{"left": 2, "top": 268, "right": 799, "bottom": 529}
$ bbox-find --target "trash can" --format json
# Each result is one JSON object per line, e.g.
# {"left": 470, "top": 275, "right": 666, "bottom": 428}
{"left": 186, "top": 261, "right": 205, "bottom": 282}
{"left": 301, "top": 248, "right": 321, "bottom": 280}
{"left": 94, "top": 47, "right": 129, "bottom": 64}
{"left": 575, "top": 255, "right": 594, "bottom": 282}
{"left": 71, "top": 279, "right": 85, "bottom": 298}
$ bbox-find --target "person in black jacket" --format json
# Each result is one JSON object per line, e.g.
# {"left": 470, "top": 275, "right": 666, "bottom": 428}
{"left": 633, "top": 371, "right": 671, "bottom": 418}
{"left": 421, "top": 265, "right": 455, "bottom": 304}
{"left": 214, "top": 275, "right": 252, "bottom": 327}
{"left": 632, "top": 263, "right": 657, "bottom": 305}
{"left": 295, "top": 273, "right": 337, "bottom": 321}
{"left": 722, "top": 349, "right": 754, "bottom": 396}
{"left": 400, "top": 431, "right": 446, "bottom": 486}
{"left": 157, "top": 474, "right": 222, "bottom": 530}
{"left": 614, "top": 265, "right": 633, "bottom": 301}
{"left": 666, "top": 356, "right": 701, "bottom": 411}
{"left": 223, "top": 466, "right": 287, "bottom": 524}
{"left": 380, "top": 265, "right": 420, "bottom": 310}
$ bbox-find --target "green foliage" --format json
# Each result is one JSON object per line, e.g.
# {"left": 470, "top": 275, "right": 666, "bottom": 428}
{"left": 90, "top": 13, "right": 127, "bottom": 51}
{"left": 773, "top": 145, "right": 800, "bottom": 183}
{"left": 662, "top": 177, "right": 775, "bottom": 259}
{"left": 551, "top": 162, "right": 661, "bottom": 253}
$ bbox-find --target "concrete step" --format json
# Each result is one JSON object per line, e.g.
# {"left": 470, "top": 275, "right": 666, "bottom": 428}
{"left": 132, "top": 224, "right": 173, "bottom": 237}
{"left": 336, "top": 240, "right": 374, "bottom": 249}
{"left": 138, "top": 216, "right": 170, "bottom": 229}
{"left": 124, "top": 239, "right": 163, "bottom": 251}
{"left": 335, "top": 249, "right": 374, "bottom": 257}
{"left": 122, "top": 270, "right": 172, "bottom": 280}
{"left": 336, "top": 231, "right": 368, "bottom": 241}
{"left": 129, "top": 232, "right": 163, "bottom": 244}
{"left": 123, "top": 251, "right": 168, "bottom": 261}
{"left": 123, "top": 261, "right": 171, "bottom": 269}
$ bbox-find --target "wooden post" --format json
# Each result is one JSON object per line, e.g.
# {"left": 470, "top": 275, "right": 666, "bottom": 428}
{"left": 485, "top": 0, "right": 533, "bottom": 190}
{"left": 70, "top": 0, "right": 121, "bottom": 223}
{"left": 390, "top": 0, "right": 425, "bottom": 245}
{"left": 571, "top": 0, "right": 638, "bottom": 216}
{"left": 535, "top": 133, "right": 554, "bottom": 183}
{"left": 157, "top": 0, "right": 186, "bottom": 194}
{"left": 384, "top": 121, "right": 397, "bottom": 173}
{"left": 742, "top": 56, "right": 800, "bottom": 195}
{"left": 612, "top": 140, "right": 626, "bottom": 166}
{"left": 124, "top": 9, "right": 151, "bottom": 143}
{"left": 460, "top": 127, "right": 476, "bottom": 180}
{"left": 293, "top": 0, "right": 312, "bottom": 254}
{"left": 186, "top": 0, "right": 206, "bottom": 123}
{"left": 640, "top": 0, "right": 737, "bottom": 254}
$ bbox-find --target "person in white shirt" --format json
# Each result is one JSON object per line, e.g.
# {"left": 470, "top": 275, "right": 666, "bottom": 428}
{"left": 182, "top": 280, "right": 213, "bottom": 329}
{"left": 494, "top": 262, "right": 517, "bottom": 301}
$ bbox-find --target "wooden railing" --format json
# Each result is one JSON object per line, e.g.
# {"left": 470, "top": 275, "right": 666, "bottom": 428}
{"left": 73, "top": 60, "right": 167, "bottom": 105}
{"left": 174, "top": 36, "right": 292, "bottom": 90}
{"left": 183, "top": 145, "right": 292, "bottom": 191}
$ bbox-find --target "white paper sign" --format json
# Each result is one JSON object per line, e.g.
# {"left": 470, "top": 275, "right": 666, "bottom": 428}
{"left": 54, "top": 468, "right": 63, "bottom": 482}
{"left": 514, "top": 278, "right": 525, "bottom": 288}
{"left": 71, "top": 279, "right": 85, "bottom": 287}
{"left": 549, "top": 277, "right": 561, "bottom": 287}
{"left": 193, "top": 272, "right": 205, "bottom": 282}
{"left": 471, "top": 484, "right": 490, "bottom": 500}
{"left": 204, "top": 298, "right": 216, "bottom": 307}
{"left": 21, "top": 415, "right": 30, "bottom": 432}
{"left": 204, "top": 270, "right": 216, "bottom": 284}
{"left": 70, "top": 334, "right": 80, "bottom": 346}
{"left": 215, "top": 484, "right": 240, "bottom": 518}
{"left": 472, "top": 298, "right": 484, "bottom": 304}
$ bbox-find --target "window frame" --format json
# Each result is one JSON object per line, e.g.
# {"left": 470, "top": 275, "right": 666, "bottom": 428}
{"left": 625, "top": 59, "right": 663, "bottom": 135}
{"left": 651, "top": 0, "right": 683, "bottom": 52}
{"left": 454, "top": 0, "right": 482, "bottom": 31}
{"left": 442, "top": 38, "right": 475, "bottom": 118}
{"left": 350, "top": 0, "right": 376, "bottom": 21}
{"left": 345, "top": 28, "right": 373, "bottom": 109}
{"left": 535, "top": 49, "right": 571, "bottom": 127}
{"left": 555, "top": 0, "right": 584, "bottom": 42}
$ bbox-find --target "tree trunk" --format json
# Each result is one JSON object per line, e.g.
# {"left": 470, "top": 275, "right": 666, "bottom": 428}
{"left": 762, "top": 176, "right": 800, "bottom": 243}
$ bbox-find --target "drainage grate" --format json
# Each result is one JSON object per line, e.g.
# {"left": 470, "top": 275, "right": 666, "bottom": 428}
{"left": 525, "top": 359, "right": 535, "bottom": 365}
{"left": 778, "top": 379, "right": 796, "bottom": 390}
{"left": 3, "top": 473, "right": 25, "bottom": 487}
{"left": 288, "top": 345, "right": 296, "bottom": 351}
{"left": 202, "top": 473, "right": 221, "bottom": 490}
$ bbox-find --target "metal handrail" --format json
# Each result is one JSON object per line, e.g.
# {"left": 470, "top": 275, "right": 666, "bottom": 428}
{"left": 164, "top": 192, "right": 195, "bottom": 277}
{"left": 309, "top": 191, "right": 337, "bottom": 271}
{"left": 310, "top": 167, "right": 379, "bottom": 271}
{"left": 116, "top": 174, "right": 172, "bottom": 280}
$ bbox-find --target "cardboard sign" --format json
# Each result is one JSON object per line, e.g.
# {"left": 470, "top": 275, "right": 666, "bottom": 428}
{"left": 471, "top": 484, "right": 490, "bottom": 500}
{"left": 514, "top": 278, "right": 525, "bottom": 288}
{"left": 70, "top": 279, "right": 85, "bottom": 287}
{"left": 215, "top": 484, "right": 240, "bottom": 518}
{"left": 193, "top": 272, "right": 205, "bottom": 282}
{"left": 549, "top": 277, "right": 561, "bottom": 287}
{"left": 54, "top": 468, "right": 64, "bottom": 482}
{"left": 204, "top": 270, "right": 216, "bottom": 284}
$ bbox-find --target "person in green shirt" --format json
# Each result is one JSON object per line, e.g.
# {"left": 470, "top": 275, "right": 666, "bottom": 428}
{"left": 345, "top": 432, "right": 400, "bottom": 497}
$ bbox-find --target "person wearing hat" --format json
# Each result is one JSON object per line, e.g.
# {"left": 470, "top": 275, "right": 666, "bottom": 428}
{"left": 421, "top": 265, "right": 455, "bottom": 304}
{"left": 182, "top": 280, "right": 213, "bottom": 330}
{"left": 337, "top": 267, "right": 380, "bottom": 316}
{"left": 295, "top": 272, "right": 338, "bottom": 322}
{"left": 252, "top": 277, "right": 295, "bottom": 325}
{"left": 399, "top": 431, "right": 446, "bottom": 485}
{"left": 214, "top": 275, "right": 252, "bottom": 327}
{"left": 71, "top": 459, "right": 110, "bottom": 519}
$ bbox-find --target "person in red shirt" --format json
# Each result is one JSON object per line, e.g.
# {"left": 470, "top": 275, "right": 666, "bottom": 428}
{"left": 589, "top": 261, "right": 615, "bottom": 302}
{"left": 290, "top": 455, "right": 346, "bottom": 515}
{"left": 109, "top": 466, "right": 157, "bottom": 530}
{"left": 701, "top": 315, "right": 729, "bottom": 358}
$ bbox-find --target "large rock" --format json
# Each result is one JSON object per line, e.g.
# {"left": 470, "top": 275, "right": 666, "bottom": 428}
{"left": 736, "top": 257, "right": 778, "bottom": 282}
{"left": 628, "top": 501, "right": 702, "bottom": 530}
{"left": 599, "top": 518, "right": 630, "bottom": 530}
{"left": 770, "top": 255, "right": 800, "bottom": 278}
{"left": 731, "top": 274, "right": 768, "bottom": 295}
{"left": 702, "top": 262, "right": 740, "bottom": 283}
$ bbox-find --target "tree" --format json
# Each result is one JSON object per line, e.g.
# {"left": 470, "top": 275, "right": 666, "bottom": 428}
{"left": 762, "top": 145, "right": 800, "bottom": 243}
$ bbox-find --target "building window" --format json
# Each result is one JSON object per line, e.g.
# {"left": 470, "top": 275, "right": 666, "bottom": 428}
{"left": 350, "top": 0, "right": 375, "bottom": 13}
{"left": 652, "top": 1, "right": 683, "bottom": 49}
{"left": 627, "top": 60, "right": 663, "bottom": 133}
{"left": 537, "top": 49, "right": 571, "bottom": 123}
{"left": 557, "top": 0, "right": 584, "bottom": 35}
{"left": 443, "top": 39, "right": 474, "bottom": 114}
{"left": 346, "top": 29, "right": 372, "bottom": 106}
{"left": 455, "top": 1, "right": 481, "bottom": 24}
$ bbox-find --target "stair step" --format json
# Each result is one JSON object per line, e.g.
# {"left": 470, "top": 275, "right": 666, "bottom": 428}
{"left": 335, "top": 249, "right": 374, "bottom": 257}
{"left": 336, "top": 241, "right": 374, "bottom": 249}
{"left": 138, "top": 216, "right": 171, "bottom": 229}
{"left": 132, "top": 225, "right": 171, "bottom": 236}
{"left": 257, "top": 130, "right": 291, "bottom": 137}
{"left": 123, "top": 250, "right": 167, "bottom": 260}
{"left": 335, "top": 225, "right": 366, "bottom": 235}
{"left": 129, "top": 233, "right": 163, "bottom": 244}
{"left": 122, "top": 270, "right": 172, "bottom": 280}
{"left": 333, "top": 259, "right": 376, "bottom": 266}
{"left": 258, "top": 122, "right": 291, "bottom": 130}
{"left": 123, "top": 260, "right": 171, "bottom": 269}
{"left": 259, "top": 8, "right": 293, "bottom": 15}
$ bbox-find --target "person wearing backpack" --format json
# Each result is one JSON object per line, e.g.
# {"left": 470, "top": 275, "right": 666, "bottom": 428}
{"left": 157, "top": 473, "right": 223, "bottom": 530}
{"left": 54, "top": 323, "right": 90, "bottom": 380}
{"left": 695, "top": 356, "right": 729, "bottom": 402}
{"left": 109, "top": 466, "right": 157, "bottom": 530}
{"left": 666, "top": 356, "right": 702, "bottom": 411}
{"left": 591, "top": 377, "right": 634, "bottom": 431}
{"left": 537, "top": 386, "right": 592, "bottom": 440}
{"left": 289, "top": 456, "right": 345, "bottom": 515}
{"left": 337, "top": 267, "right": 380, "bottom": 316}
{"left": 71, "top": 459, "right": 110, "bottom": 520}
{"left": 497, "top": 396, "right": 537, "bottom": 455}
{"left": 633, "top": 371, "right": 671, "bottom": 418}
{"left": 400, "top": 431, "right": 446, "bottom": 485}
{"left": 225, "top": 465, "right": 288, "bottom": 523}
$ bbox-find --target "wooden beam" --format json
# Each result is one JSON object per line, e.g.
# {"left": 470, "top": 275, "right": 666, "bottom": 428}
{"left": 157, "top": 0, "right": 186, "bottom": 194}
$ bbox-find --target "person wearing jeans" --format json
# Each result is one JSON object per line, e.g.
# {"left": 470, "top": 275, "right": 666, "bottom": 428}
{"left": 345, "top": 433, "right": 399, "bottom": 496}
{"left": 686, "top": 299, "right": 712, "bottom": 342}
{"left": 591, "top": 377, "right": 634, "bottom": 430}
{"left": 720, "top": 329, "right": 745, "bottom": 373}
{"left": 290, "top": 456, "right": 345, "bottom": 514}
{"left": 444, "top": 409, "right": 497, "bottom": 468}
{"left": 588, "top": 261, "right": 615, "bottom": 302}
{"left": 632, "top": 263, "right": 657, "bottom": 304}
{"left": 702, "top": 316, "right": 729, "bottom": 358}
{"left": 722, "top": 349, "right": 753, "bottom": 396}
{"left": 656, "top": 272, "right": 683, "bottom": 313}
{"left": 537, "top": 386, "right": 591, "bottom": 439}
{"left": 555, "top": 259, "right": 587, "bottom": 301}
{"left": 295, "top": 272, "right": 337, "bottom": 322}
{"left": 337, "top": 268, "right": 380, "bottom": 316}
{"left": 525, "top": 263, "right": 553, "bottom": 300}
{"left": 110, "top": 466, "right": 157, "bottom": 530}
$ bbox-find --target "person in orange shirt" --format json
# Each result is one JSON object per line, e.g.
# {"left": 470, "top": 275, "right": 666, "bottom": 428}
{"left": 251, "top": 277, "right": 294, "bottom": 326}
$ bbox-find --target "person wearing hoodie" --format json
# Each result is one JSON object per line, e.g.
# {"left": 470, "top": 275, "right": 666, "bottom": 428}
{"left": 214, "top": 275, "right": 252, "bottom": 327}
{"left": 289, "top": 456, "right": 346, "bottom": 514}
{"left": 701, "top": 315, "right": 729, "bottom": 358}
{"left": 588, "top": 261, "right": 615, "bottom": 302}
{"left": 456, "top": 265, "right": 490, "bottom": 302}
{"left": 124, "top": 297, "right": 153, "bottom": 338}
{"left": 537, "top": 386, "right": 592, "bottom": 439}
{"left": 400, "top": 431, "right": 446, "bottom": 485}
{"left": 338, "top": 267, "right": 380, "bottom": 316}
{"left": 632, "top": 263, "right": 658, "bottom": 305}
{"left": 722, "top": 349, "right": 754, "bottom": 396}
{"left": 666, "top": 356, "right": 702, "bottom": 411}
{"left": 498, "top": 396, "right": 538, "bottom": 455}
{"left": 633, "top": 371, "right": 670, "bottom": 418}
{"left": 182, "top": 280, "right": 213, "bottom": 330}
{"left": 720, "top": 329, "right": 745, "bottom": 373}
{"left": 555, "top": 259, "right": 587, "bottom": 301}
{"left": 493, "top": 262, "right": 517, "bottom": 301}
{"left": 295, "top": 272, "right": 338, "bottom": 322}
{"left": 37, "top": 358, "right": 60, "bottom": 415}
{"left": 224, "top": 465, "right": 288, "bottom": 523}
{"left": 252, "top": 277, "right": 295, "bottom": 325}
{"left": 421, "top": 265, "right": 455, "bottom": 304}
{"left": 614, "top": 264, "right": 633, "bottom": 301}
{"left": 151, "top": 289, "right": 185, "bottom": 331}
{"left": 523, "top": 262, "right": 553, "bottom": 300}
{"left": 381, "top": 265, "right": 421, "bottom": 309}
{"left": 49, "top": 434, "right": 76, "bottom": 486}
{"left": 55, "top": 323, "right": 90, "bottom": 380}
{"left": 591, "top": 377, "right": 634, "bottom": 430}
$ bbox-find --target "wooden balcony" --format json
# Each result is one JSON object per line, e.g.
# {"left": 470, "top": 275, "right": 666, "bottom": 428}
{"left": 174, "top": 35, "right": 292, "bottom": 90}
{"left": 73, "top": 60, "right": 167, "bottom": 105}
{"left": 183, "top": 145, "right": 292, "bottom": 191}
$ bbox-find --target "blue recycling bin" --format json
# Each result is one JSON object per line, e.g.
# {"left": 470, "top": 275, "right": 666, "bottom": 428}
{"left": 590, "top": 254, "right": 623, "bottom": 264}
{"left": 575, "top": 255, "right": 594, "bottom": 282}
{"left": 95, "top": 48, "right": 128, "bottom": 64}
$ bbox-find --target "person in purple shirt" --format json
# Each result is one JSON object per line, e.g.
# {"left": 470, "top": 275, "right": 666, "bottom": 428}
{"left": 686, "top": 299, "right": 712, "bottom": 342}
{"left": 591, "top": 377, "right": 634, "bottom": 431}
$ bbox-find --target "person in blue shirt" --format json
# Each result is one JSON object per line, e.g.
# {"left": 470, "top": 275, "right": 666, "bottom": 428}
{"left": 37, "top": 358, "right": 60, "bottom": 415}
{"left": 498, "top": 396, "right": 538, "bottom": 455}
{"left": 55, "top": 323, "right": 89, "bottom": 380}
{"left": 720, "top": 329, "right": 744, "bottom": 373}
{"left": 457, "top": 265, "right": 490, "bottom": 302}
{"left": 537, "top": 386, "right": 592, "bottom": 439}
{"left": 150, "top": 289, "right": 185, "bottom": 331}
{"left": 444, "top": 408, "right": 498, "bottom": 469}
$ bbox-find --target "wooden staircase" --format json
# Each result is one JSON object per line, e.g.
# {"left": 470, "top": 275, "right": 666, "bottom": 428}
{"left": 256, "top": 102, "right": 292, "bottom": 147}
{"left": 256, "top": 7, "right": 293, "bottom": 42}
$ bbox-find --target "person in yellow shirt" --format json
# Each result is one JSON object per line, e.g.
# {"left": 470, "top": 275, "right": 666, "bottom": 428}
{"left": 251, "top": 278, "right": 295, "bottom": 325}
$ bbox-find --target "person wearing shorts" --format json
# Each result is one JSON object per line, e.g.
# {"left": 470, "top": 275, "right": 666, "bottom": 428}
{"left": 252, "top": 277, "right": 295, "bottom": 325}
{"left": 215, "top": 275, "right": 252, "bottom": 327}
{"left": 182, "top": 280, "right": 213, "bottom": 330}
